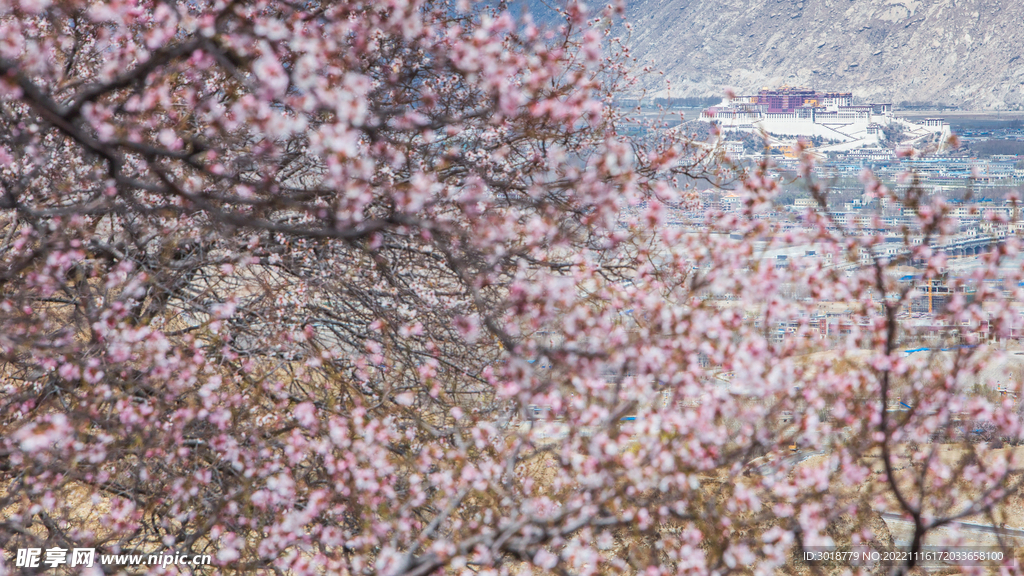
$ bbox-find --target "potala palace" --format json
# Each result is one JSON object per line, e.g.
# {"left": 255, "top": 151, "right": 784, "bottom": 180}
{"left": 700, "top": 86, "right": 951, "bottom": 152}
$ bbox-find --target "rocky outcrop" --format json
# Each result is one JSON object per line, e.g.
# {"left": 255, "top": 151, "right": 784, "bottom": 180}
{"left": 611, "top": 0, "right": 1024, "bottom": 109}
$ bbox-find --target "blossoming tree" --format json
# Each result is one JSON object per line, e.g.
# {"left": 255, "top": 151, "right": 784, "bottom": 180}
{"left": 2, "top": 0, "right": 1024, "bottom": 575}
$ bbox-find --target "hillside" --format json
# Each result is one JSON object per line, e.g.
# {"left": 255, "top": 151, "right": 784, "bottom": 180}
{"left": 593, "top": 0, "right": 1024, "bottom": 109}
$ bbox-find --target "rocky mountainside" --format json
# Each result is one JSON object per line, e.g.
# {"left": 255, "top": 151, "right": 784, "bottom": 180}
{"left": 601, "top": 0, "right": 1024, "bottom": 109}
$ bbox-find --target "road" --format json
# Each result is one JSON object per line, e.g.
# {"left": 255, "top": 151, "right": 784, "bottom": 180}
{"left": 880, "top": 511, "right": 1024, "bottom": 544}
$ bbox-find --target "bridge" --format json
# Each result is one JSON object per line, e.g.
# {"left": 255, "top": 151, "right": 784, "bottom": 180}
{"left": 871, "top": 232, "right": 1004, "bottom": 263}
{"left": 935, "top": 233, "right": 1004, "bottom": 258}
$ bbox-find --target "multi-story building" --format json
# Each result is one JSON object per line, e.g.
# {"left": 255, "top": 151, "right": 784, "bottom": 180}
{"left": 757, "top": 86, "right": 822, "bottom": 112}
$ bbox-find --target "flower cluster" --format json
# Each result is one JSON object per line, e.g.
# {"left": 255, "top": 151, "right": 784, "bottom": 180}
{"left": 0, "top": 1, "right": 1022, "bottom": 575}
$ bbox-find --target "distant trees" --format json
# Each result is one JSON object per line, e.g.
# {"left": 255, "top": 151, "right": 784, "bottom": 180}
{"left": 2, "top": 2, "right": 1024, "bottom": 576}
{"left": 650, "top": 96, "right": 722, "bottom": 109}
{"left": 880, "top": 124, "right": 906, "bottom": 148}
{"left": 896, "top": 100, "right": 960, "bottom": 111}
{"left": 970, "top": 139, "right": 1024, "bottom": 156}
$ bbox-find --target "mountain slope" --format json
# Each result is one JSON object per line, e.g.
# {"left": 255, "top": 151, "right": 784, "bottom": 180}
{"left": 615, "top": 0, "right": 1024, "bottom": 109}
